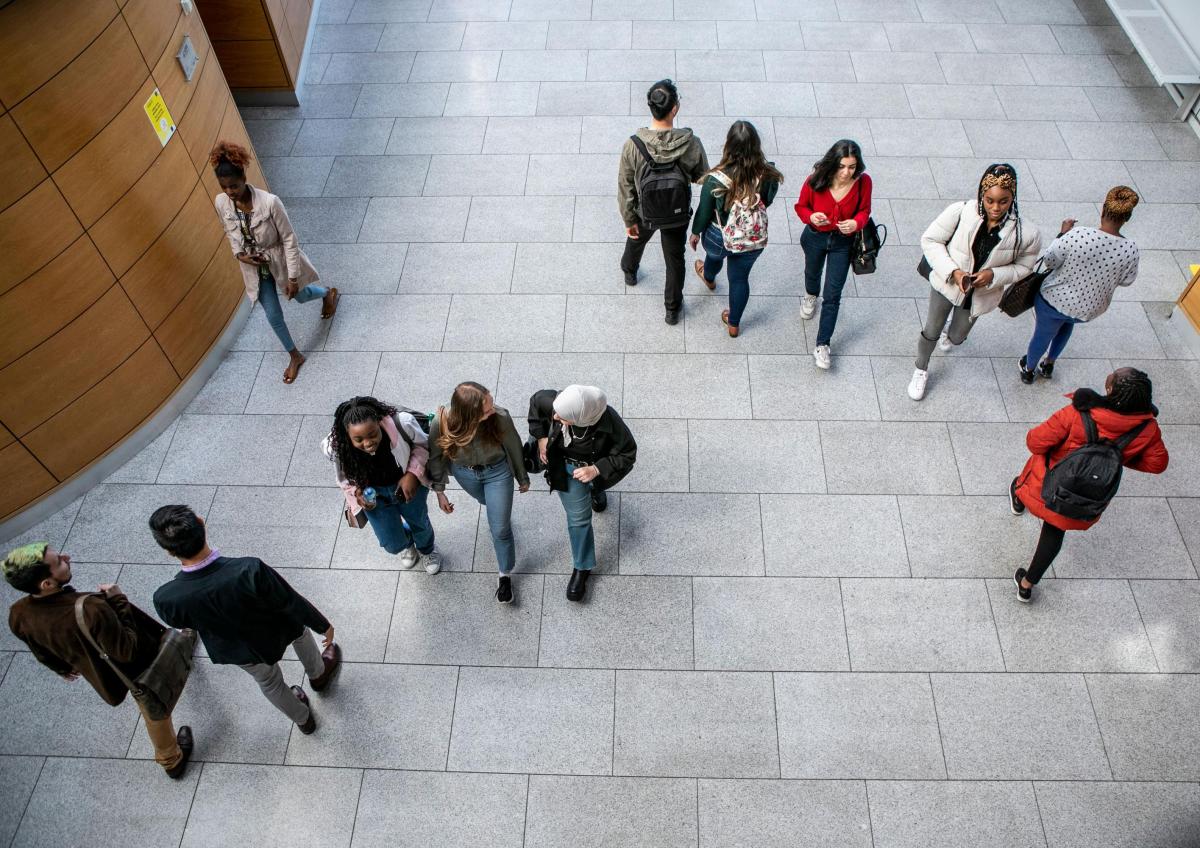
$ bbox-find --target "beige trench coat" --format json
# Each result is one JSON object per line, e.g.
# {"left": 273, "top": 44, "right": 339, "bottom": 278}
{"left": 214, "top": 185, "right": 320, "bottom": 302}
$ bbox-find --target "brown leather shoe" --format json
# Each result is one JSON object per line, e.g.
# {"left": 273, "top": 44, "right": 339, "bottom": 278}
{"left": 165, "top": 725, "right": 193, "bottom": 779}
{"left": 693, "top": 259, "right": 716, "bottom": 290}
{"left": 309, "top": 643, "right": 342, "bottom": 693}
{"left": 292, "top": 686, "right": 317, "bottom": 734}
{"left": 721, "top": 309, "right": 739, "bottom": 338}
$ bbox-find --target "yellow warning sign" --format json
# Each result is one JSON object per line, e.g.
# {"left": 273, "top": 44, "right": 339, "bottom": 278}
{"left": 144, "top": 88, "right": 176, "bottom": 147}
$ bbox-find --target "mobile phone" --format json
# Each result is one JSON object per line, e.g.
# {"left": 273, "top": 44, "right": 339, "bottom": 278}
{"left": 959, "top": 273, "right": 975, "bottom": 292}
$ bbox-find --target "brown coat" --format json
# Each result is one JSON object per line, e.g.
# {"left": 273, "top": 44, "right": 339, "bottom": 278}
{"left": 8, "top": 590, "right": 165, "bottom": 706}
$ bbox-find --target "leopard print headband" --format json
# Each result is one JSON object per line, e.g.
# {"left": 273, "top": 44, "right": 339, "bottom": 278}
{"left": 980, "top": 172, "right": 1016, "bottom": 194}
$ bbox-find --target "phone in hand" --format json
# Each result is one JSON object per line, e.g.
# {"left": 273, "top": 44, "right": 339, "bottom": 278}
{"left": 958, "top": 273, "right": 975, "bottom": 293}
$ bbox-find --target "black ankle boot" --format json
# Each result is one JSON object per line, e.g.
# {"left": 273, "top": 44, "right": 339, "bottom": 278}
{"left": 591, "top": 489, "right": 608, "bottom": 513}
{"left": 567, "top": 568, "right": 590, "bottom": 602}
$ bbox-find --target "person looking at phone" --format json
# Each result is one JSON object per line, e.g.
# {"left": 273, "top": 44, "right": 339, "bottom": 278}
{"left": 210, "top": 141, "right": 339, "bottom": 385}
{"left": 324, "top": 396, "right": 444, "bottom": 574}
{"left": 908, "top": 163, "right": 1041, "bottom": 400}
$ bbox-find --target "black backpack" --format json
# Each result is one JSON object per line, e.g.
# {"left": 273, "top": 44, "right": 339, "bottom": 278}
{"left": 629, "top": 135, "right": 692, "bottom": 229}
{"left": 393, "top": 407, "right": 432, "bottom": 449}
{"left": 1041, "top": 409, "right": 1148, "bottom": 521}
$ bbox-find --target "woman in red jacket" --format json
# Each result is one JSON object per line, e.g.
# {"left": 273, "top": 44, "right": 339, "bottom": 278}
{"left": 1009, "top": 367, "right": 1168, "bottom": 602}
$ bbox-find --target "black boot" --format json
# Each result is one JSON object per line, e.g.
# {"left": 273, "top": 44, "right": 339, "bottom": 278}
{"left": 566, "top": 568, "right": 590, "bottom": 602}
{"left": 591, "top": 488, "right": 608, "bottom": 513}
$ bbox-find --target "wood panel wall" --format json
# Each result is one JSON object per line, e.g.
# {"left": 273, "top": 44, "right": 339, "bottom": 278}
{"left": 1180, "top": 267, "right": 1200, "bottom": 335}
{"left": 197, "top": 0, "right": 314, "bottom": 98}
{"left": 0, "top": 0, "right": 266, "bottom": 522}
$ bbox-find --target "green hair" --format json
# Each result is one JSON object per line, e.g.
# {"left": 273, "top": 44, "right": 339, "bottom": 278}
{"left": 3, "top": 542, "right": 51, "bottom": 594}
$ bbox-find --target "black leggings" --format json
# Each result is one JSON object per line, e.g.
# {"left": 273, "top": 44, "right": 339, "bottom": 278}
{"left": 1026, "top": 521, "right": 1067, "bottom": 584}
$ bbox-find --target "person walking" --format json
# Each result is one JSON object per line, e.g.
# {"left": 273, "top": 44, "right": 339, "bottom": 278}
{"left": 688, "top": 121, "right": 783, "bottom": 338}
{"left": 428, "top": 382, "right": 530, "bottom": 605}
{"left": 1019, "top": 187, "right": 1141, "bottom": 383}
{"left": 4, "top": 542, "right": 193, "bottom": 779}
{"left": 210, "top": 141, "right": 338, "bottom": 385}
{"left": 527, "top": 386, "right": 637, "bottom": 602}
{"left": 150, "top": 505, "right": 341, "bottom": 735}
{"left": 908, "top": 163, "right": 1041, "bottom": 401}
{"left": 794, "top": 139, "right": 872, "bottom": 370}
{"left": 617, "top": 79, "right": 710, "bottom": 325}
{"left": 1009, "top": 368, "right": 1168, "bottom": 602}
{"left": 325, "top": 396, "right": 444, "bottom": 574}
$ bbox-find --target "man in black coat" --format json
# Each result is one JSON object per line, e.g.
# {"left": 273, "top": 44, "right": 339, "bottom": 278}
{"left": 149, "top": 505, "right": 340, "bottom": 734}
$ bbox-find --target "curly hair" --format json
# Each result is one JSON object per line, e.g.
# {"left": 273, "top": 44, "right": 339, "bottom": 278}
{"left": 329, "top": 396, "right": 399, "bottom": 488}
{"left": 808, "top": 139, "right": 864, "bottom": 194}
{"left": 707, "top": 121, "right": 784, "bottom": 212}
{"left": 976, "top": 162, "right": 1022, "bottom": 247}
{"left": 209, "top": 140, "right": 252, "bottom": 179}
{"left": 436, "top": 382, "right": 503, "bottom": 461}
{"left": 1102, "top": 185, "right": 1139, "bottom": 225}
{"left": 1107, "top": 368, "right": 1153, "bottom": 414}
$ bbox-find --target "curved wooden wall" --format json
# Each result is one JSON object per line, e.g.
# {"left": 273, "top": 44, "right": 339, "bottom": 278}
{"left": 0, "top": 0, "right": 265, "bottom": 522}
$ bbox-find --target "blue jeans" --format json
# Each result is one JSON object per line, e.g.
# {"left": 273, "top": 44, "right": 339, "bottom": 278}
{"left": 363, "top": 484, "right": 436, "bottom": 556}
{"left": 1026, "top": 293, "right": 1081, "bottom": 366}
{"left": 800, "top": 226, "right": 854, "bottom": 347}
{"left": 451, "top": 459, "right": 516, "bottom": 574}
{"left": 701, "top": 224, "right": 763, "bottom": 327}
{"left": 559, "top": 460, "right": 597, "bottom": 571}
{"left": 258, "top": 274, "right": 327, "bottom": 352}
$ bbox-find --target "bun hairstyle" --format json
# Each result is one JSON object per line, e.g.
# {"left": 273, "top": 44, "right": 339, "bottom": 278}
{"left": 646, "top": 79, "right": 679, "bottom": 121}
{"left": 1102, "top": 185, "right": 1139, "bottom": 224}
{"left": 209, "top": 140, "right": 252, "bottom": 179}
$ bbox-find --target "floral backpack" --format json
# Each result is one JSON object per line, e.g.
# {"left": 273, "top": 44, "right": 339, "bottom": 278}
{"left": 711, "top": 170, "right": 768, "bottom": 253}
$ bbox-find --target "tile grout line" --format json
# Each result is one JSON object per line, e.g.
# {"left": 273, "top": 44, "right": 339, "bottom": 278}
{"left": 770, "top": 671, "right": 782, "bottom": 778}
{"left": 175, "top": 760, "right": 205, "bottom": 848}
{"left": 380, "top": 571, "right": 403, "bottom": 663}
{"left": 927, "top": 672, "right": 951, "bottom": 779}
{"left": 1030, "top": 779, "right": 1052, "bottom": 848}
{"left": 863, "top": 778, "right": 879, "bottom": 848}
{"left": 445, "top": 665, "right": 462, "bottom": 770}
{"left": 1081, "top": 673, "right": 1116, "bottom": 781}
{"left": 1125, "top": 578, "right": 1162, "bottom": 673}
{"left": 9, "top": 756, "right": 48, "bottom": 848}
{"left": 345, "top": 767, "right": 367, "bottom": 848}
{"left": 520, "top": 772, "right": 531, "bottom": 847}
{"left": 895, "top": 495, "right": 914, "bottom": 578}
{"left": 982, "top": 579, "right": 1009, "bottom": 673}
{"left": 837, "top": 577, "right": 853, "bottom": 671}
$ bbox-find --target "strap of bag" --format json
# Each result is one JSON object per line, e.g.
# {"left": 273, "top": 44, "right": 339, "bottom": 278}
{"left": 1078, "top": 409, "right": 1099, "bottom": 445}
{"left": 73, "top": 594, "right": 140, "bottom": 693}
{"left": 1113, "top": 418, "right": 1150, "bottom": 451}
{"left": 629, "top": 135, "right": 655, "bottom": 166}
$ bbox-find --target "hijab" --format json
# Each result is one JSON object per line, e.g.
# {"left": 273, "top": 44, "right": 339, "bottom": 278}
{"left": 553, "top": 385, "right": 607, "bottom": 446}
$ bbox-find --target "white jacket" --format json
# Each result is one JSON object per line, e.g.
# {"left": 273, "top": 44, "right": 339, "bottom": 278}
{"left": 921, "top": 201, "right": 1042, "bottom": 318}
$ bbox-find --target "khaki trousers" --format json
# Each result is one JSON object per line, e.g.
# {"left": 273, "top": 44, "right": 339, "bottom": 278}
{"left": 138, "top": 701, "right": 183, "bottom": 771}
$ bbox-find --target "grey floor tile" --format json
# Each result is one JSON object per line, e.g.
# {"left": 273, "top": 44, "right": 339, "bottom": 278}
{"left": 493, "top": 350, "right": 624, "bottom": 417}
{"left": 0, "top": 756, "right": 42, "bottom": 848}
{"left": 620, "top": 493, "right": 764, "bottom": 576}
{"left": 483, "top": 116, "right": 581, "bottom": 153}
{"left": 245, "top": 119, "right": 303, "bottom": 156}
{"left": 385, "top": 117, "right": 489, "bottom": 156}
{"left": 586, "top": 49, "right": 674, "bottom": 82}
{"left": 843, "top": 578, "right": 1004, "bottom": 671}
{"left": 928, "top": 156, "right": 1038, "bottom": 200}
{"left": 1152, "top": 121, "right": 1200, "bottom": 160}
{"left": 866, "top": 780, "right": 1046, "bottom": 848}
{"left": 1025, "top": 158, "right": 1133, "bottom": 203}
{"left": 499, "top": 49, "right": 586, "bottom": 82}
{"left": 1168, "top": 495, "right": 1200, "bottom": 566}
{"left": 353, "top": 84, "right": 452, "bottom": 118}
{"left": 442, "top": 293, "right": 565, "bottom": 351}
{"left": 815, "top": 82, "right": 912, "bottom": 119}
{"left": 409, "top": 50, "right": 501, "bottom": 82}
{"left": 757, "top": 0, "right": 840, "bottom": 18}
{"left": 866, "top": 156, "right": 943, "bottom": 199}
{"left": 549, "top": 20, "right": 632, "bottom": 49}
{"left": 886, "top": 21, "right": 977, "bottom": 51}
{"left": 804, "top": 20, "right": 890, "bottom": 50}
{"left": 917, "top": 0, "right": 1005, "bottom": 23}
{"left": 399, "top": 243, "right": 515, "bottom": 294}
{"left": 1056, "top": 121, "right": 1167, "bottom": 160}
{"left": 286, "top": 662, "right": 458, "bottom": 768}
{"left": 1053, "top": 497, "right": 1195, "bottom": 579}
{"left": 623, "top": 353, "right": 751, "bottom": 418}
{"left": 1024, "top": 53, "right": 1123, "bottom": 86}
{"left": 312, "top": 23, "right": 384, "bottom": 53}
{"left": 1132, "top": 579, "right": 1200, "bottom": 672}
{"left": 181, "top": 763, "right": 361, "bottom": 848}
{"left": 539, "top": 574, "right": 693, "bottom": 669}
{"left": 609, "top": 418, "right": 692, "bottom": 493}
{"left": 723, "top": 81, "right": 818, "bottom": 116}
{"left": 232, "top": 297, "right": 331, "bottom": 353}
{"left": 348, "top": 0, "right": 430, "bottom": 22}
{"left": 461, "top": 20, "right": 548, "bottom": 50}
{"left": 359, "top": 196, "right": 471, "bottom": 242}
{"left": 689, "top": 419, "right": 825, "bottom": 493}
{"left": 386, "top": 572, "right": 541, "bottom": 665}
{"left": 592, "top": 0, "right": 673, "bottom": 18}
{"left": 995, "top": 84, "right": 1099, "bottom": 121}
{"left": 888, "top": 197, "right": 960, "bottom": 245}
{"left": 749, "top": 354, "right": 882, "bottom": 421}
{"left": 1124, "top": 203, "right": 1200, "bottom": 251}
{"left": 693, "top": 577, "right": 848, "bottom": 670}
{"left": 1035, "top": 781, "right": 1200, "bottom": 848}
{"left": 938, "top": 52, "right": 1033, "bottom": 85}
{"left": 775, "top": 119, "right": 875, "bottom": 157}
{"left": 261, "top": 156, "right": 335, "bottom": 197}
{"left": 330, "top": 495, "right": 481, "bottom": 571}
{"left": 158, "top": 414, "right": 302, "bottom": 486}
{"left": 1, "top": 497, "right": 82, "bottom": 551}
{"left": 207, "top": 484, "right": 342, "bottom": 527}
{"left": 445, "top": 81, "right": 541, "bottom": 116}
{"left": 682, "top": 295, "right": 808, "bottom": 354}
{"left": 466, "top": 196, "right": 575, "bottom": 242}
{"left": 970, "top": 22, "right": 1060, "bottom": 52}
{"left": 761, "top": 494, "right": 910, "bottom": 577}
{"left": 820, "top": 421, "right": 963, "bottom": 495}
{"left": 324, "top": 52, "right": 416, "bottom": 84}
{"left": 676, "top": 49, "right": 766, "bottom": 82}
{"left": 280, "top": 568, "right": 397, "bottom": 661}
{"left": 817, "top": 297, "right": 921, "bottom": 357}
{"left": 323, "top": 154, "right": 429, "bottom": 197}
{"left": 674, "top": 0, "right": 757, "bottom": 18}
{"left": 1126, "top": 159, "right": 1200, "bottom": 205}
{"left": 526, "top": 153, "right": 619, "bottom": 195}
{"left": 449, "top": 667, "right": 614, "bottom": 774}
{"left": 245, "top": 352, "right": 382, "bottom": 413}
{"left": 570, "top": 194, "right": 625, "bottom": 241}
{"left": 186, "top": 352, "right": 263, "bottom": 414}
{"left": 427, "top": 0, "right": 511, "bottom": 20}
{"left": 614, "top": 670, "right": 778, "bottom": 777}
{"left": 104, "top": 420, "right": 178, "bottom": 484}
{"left": 376, "top": 21, "right": 465, "bottom": 51}
{"left": 352, "top": 770, "right": 528, "bottom": 848}
{"left": 698, "top": 778, "right": 871, "bottom": 848}
{"left": 525, "top": 775, "right": 697, "bottom": 848}
{"left": 993, "top": 357, "right": 1116, "bottom": 423}
{"left": 1086, "top": 673, "right": 1200, "bottom": 780}
{"left": 279, "top": 196, "right": 370, "bottom": 244}
{"left": 511, "top": 242, "right": 626, "bottom": 293}
{"left": 245, "top": 85, "right": 363, "bottom": 120}
{"left": 775, "top": 672, "right": 945, "bottom": 778}
{"left": 718, "top": 21, "right": 803, "bottom": 50}
{"left": 538, "top": 81, "right": 630, "bottom": 115}
{"left": 1085, "top": 86, "right": 1177, "bottom": 124}
{"left": 762, "top": 50, "right": 856, "bottom": 82}
{"left": 899, "top": 495, "right": 1041, "bottom": 577}
{"left": 375, "top": 350, "right": 502, "bottom": 412}
{"left": 852, "top": 51, "right": 946, "bottom": 84}
{"left": 932, "top": 672, "right": 1111, "bottom": 779}
{"left": 964, "top": 119, "right": 1069, "bottom": 159}
{"left": 1113, "top": 251, "right": 1193, "bottom": 302}
{"left": 64, "top": 483, "right": 216, "bottom": 564}
{"left": 304, "top": 243, "right": 408, "bottom": 294}
{"left": 874, "top": 356, "right": 1010, "bottom": 422}
{"left": 869, "top": 118, "right": 972, "bottom": 156}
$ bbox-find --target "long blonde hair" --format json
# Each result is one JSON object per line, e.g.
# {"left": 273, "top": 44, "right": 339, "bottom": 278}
{"left": 437, "top": 382, "right": 503, "bottom": 460}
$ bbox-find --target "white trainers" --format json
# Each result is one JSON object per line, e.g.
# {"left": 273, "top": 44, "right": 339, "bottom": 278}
{"left": 800, "top": 294, "right": 818, "bottom": 319}
{"left": 813, "top": 345, "right": 832, "bottom": 370}
{"left": 908, "top": 368, "right": 929, "bottom": 401}
{"left": 398, "top": 545, "right": 419, "bottom": 569}
{"left": 937, "top": 331, "right": 953, "bottom": 352}
{"left": 421, "top": 548, "right": 444, "bottom": 575}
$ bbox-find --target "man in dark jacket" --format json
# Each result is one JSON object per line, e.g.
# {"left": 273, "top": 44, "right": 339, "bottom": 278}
{"left": 149, "top": 505, "right": 340, "bottom": 734}
{"left": 4, "top": 542, "right": 193, "bottom": 778}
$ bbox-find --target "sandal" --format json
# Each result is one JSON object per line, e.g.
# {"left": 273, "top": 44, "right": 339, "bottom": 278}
{"left": 693, "top": 259, "right": 716, "bottom": 291}
{"left": 721, "top": 309, "right": 738, "bottom": 338}
{"left": 320, "top": 287, "right": 340, "bottom": 319}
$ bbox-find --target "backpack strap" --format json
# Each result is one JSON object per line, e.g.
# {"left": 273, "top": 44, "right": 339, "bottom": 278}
{"left": 1112, "top": 419, "right": 1151, "bottom": 451}
{"left": 629, "top": 135, "right": 654, "bottom": 166}
{"left": 73, "top": 594, "right": 139, "bottom": 693}
{"left": 1078, "top": 408, "right": 1099, "bottom": 445}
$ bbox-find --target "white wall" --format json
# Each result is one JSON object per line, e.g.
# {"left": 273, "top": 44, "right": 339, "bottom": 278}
{"left": 1160, "top": 0, "right": 1200, "bottom": 61}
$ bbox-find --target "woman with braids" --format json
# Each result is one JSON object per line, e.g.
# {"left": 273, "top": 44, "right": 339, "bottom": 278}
{"left": 1009, "top": 368, "right": 1168, "bottom": 602}
{"left": 908, "top": 163, "right": 1041, "bottom": 401}
{"left": 323, "top": 397, "right": 443, "bottom": 573}
{"left": 1018, "top": 187, "right": 1141, "bottom": 384}
{"left": 687, "top": 121, "right": 783, "bottom": 338}
{"left": 210, "top": 141, "right": 338, "bottom": 385}
{"left": 427, "top": 383, "right": 529, "bottom": 605}
{"left": 794, "top": 139, "right": 871, "bottom": 369}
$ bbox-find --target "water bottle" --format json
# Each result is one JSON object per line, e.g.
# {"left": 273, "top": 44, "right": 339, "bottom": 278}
{"left": 362, "top": 487, "right": 377, "bottom": 509}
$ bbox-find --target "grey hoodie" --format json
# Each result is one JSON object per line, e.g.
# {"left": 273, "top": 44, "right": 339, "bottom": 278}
{"left": 617, "top": 127, "right": 710, "bottom": 227}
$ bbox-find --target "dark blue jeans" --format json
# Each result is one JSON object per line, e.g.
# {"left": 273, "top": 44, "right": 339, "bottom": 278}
{"left": 1025, "top": 292, "right": 1082, "bottom": 366}
{"left": 701, "top": 223, "right": 763, "bottom": 327}
{"left": 800, "top": 226, "right": 854, "bottom": 347}
{"left": 363, "top": 484, "right": 436, "bottom": 556}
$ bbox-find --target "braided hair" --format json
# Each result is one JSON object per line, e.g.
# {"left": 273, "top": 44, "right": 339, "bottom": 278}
{"left": 329, "top": 396, "right": 398, "bottom": 488}
{"left": 976, "top": 162, "right": 1022, "bottom": 248}
{"left": 1107, "top": 368, "right": 1153, "bottom": 414}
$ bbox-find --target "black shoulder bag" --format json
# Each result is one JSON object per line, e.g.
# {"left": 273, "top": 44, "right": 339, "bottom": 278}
{"left": 849, "top": 181, "right": 887, "bottom": 275}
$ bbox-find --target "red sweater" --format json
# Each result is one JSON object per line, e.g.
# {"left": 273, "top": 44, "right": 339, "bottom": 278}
{"left": 794, "top": 173, "right": 872, "bottom": 232}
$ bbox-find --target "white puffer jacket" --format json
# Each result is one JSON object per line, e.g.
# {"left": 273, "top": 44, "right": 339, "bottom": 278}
{"left": 921, "top": 200, "right": 1041, "bottom": 318}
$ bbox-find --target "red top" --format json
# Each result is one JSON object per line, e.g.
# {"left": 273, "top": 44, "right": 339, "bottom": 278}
{"left": 794, "top": 173, "right": 872, "bottom": 232}
{"left": 1015, "top": 398, "right": 1169, "bottom": 531}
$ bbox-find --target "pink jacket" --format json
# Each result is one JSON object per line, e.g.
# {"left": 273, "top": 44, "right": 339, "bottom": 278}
{"left": 322, "top": 413, "right": 430, "bottom": 516}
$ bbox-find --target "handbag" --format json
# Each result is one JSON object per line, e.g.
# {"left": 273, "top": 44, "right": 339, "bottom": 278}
{"left": 74, "top": 594, "right": 196, "bottom": 721}
{"left": 847, "top": 185, "right": 887, "bottom": 275}
{"left": 999, "top": 260, "right": 1049, "bottom": 318}
{"left": 345, "top": 505, "right": 368, "bottom": 528}
{"left": 522, "top": 435, "right": 546, "bottom": 475}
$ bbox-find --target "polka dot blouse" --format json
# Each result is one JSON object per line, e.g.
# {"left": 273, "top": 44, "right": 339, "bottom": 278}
{"left": 1039, "top": 226, "right": 1139, "bottom": 322}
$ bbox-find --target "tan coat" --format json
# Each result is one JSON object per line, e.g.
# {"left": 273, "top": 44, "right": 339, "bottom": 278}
{"left": 214, "top": 185, "right": 320, "bottom": 302}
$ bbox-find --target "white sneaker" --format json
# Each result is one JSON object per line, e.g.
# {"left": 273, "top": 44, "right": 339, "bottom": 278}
{"left": 800, "top": 294, "right": 818, "bottom": 320}
{"left": 813, "top": 345, "right": 831, "bottom": 370}
{"left": 937, "top": 331, "right": 953, "bottom": 352}
{"left": 421, "top": 548, "right": 443, "bottom": 575}
{"left": 908, "top": 368, "right": 929, "bottom": 401}
{"left": 398, "top": 545, "right": 419, "bottom": 569}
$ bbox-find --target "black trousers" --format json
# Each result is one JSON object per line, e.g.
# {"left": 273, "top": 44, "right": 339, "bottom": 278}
{"left": 1026, "top": 521, "right": 1067, "bottom": 584}
{"left": 620, "top": 223, "right": 688, "bottom": 312}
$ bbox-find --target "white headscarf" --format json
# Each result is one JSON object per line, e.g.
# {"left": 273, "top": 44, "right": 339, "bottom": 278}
{"left": 553, "top": 385, "right": 607, "bottom": 446}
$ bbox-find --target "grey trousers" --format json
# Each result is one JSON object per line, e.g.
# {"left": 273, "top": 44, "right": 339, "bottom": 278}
{"left": 239, "top": 631, "right": 325, "bottom": 724}
{"left": 916, "top": 287, "right": 977, "bottom": 370}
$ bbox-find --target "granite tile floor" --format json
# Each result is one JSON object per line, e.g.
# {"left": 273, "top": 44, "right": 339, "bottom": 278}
{"left": 5, "top": 0, "right": 1200, "bottom": 845}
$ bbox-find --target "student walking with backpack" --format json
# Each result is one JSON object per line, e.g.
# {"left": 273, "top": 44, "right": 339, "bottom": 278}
{"left": 1008, "top": 368, "right": 1168, "bottom": 602}
{"left": 617, "top": 79, "right": 710, "bottom": 325}
{"left": 324, "top": 396, "right": 444, "bottom": 574}
{"left": 688, "top": 121, "right": 783, "bottom": 338}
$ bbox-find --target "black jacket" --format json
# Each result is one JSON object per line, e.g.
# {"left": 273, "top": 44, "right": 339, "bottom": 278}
{"left": 527, "top": 389, "right": 637, "bottom": 493}
{"left": 152, "top": 556, "right": 330, "bottom": 666}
